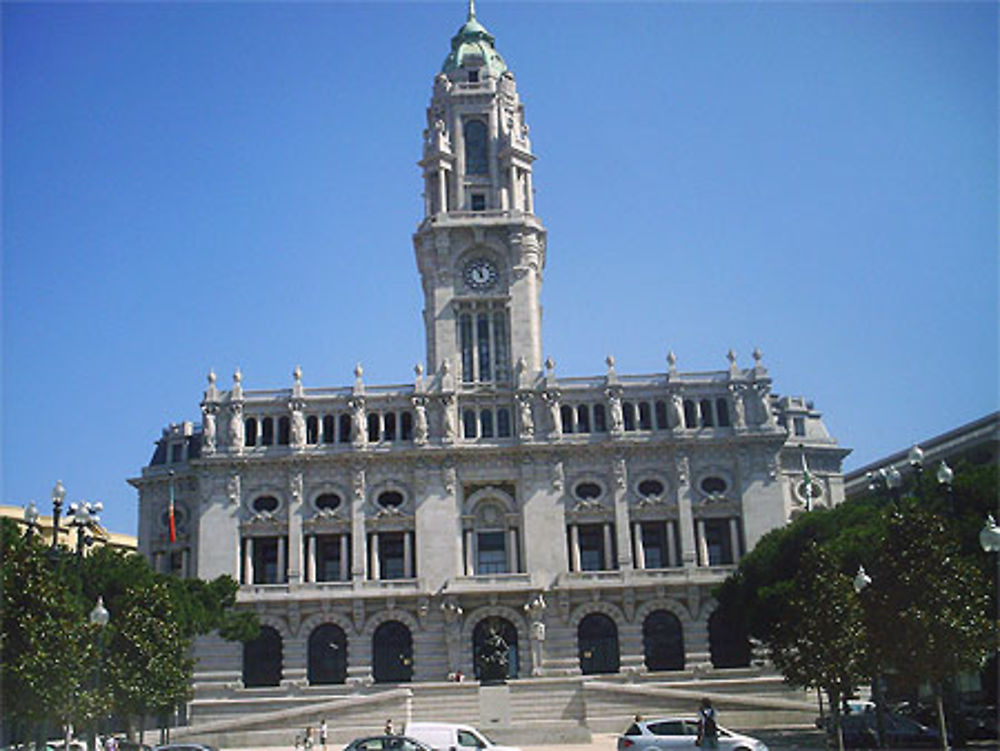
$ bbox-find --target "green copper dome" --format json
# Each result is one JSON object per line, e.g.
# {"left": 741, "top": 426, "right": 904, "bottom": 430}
{"left": 441, "top": 0, "right": 507, "bottom": 77}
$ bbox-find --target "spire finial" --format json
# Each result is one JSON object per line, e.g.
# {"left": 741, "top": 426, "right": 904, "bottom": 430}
{"left": 468, "top": 0, "right": 476, "bottom": 20}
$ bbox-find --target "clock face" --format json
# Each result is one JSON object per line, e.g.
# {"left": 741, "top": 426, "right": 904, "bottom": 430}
{"left": 463, "top": 259, "right": 498, "bottom": 291}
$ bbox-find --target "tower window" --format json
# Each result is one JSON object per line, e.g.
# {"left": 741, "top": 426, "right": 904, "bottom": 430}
{"left": 471, "top": 193, "right": 486, "bottom": 211}
{"left": 468, "top": 69, "right": 479, "bottom": 83}
{"left": 464, "top": 120, "right": 488, "bottom": 175}
{"left": 458, "top": 306, "right": 511, "bottom": 384}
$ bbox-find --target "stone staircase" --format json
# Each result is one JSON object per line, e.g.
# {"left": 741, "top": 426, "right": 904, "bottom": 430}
{"left": 174, "top": 670, "right": 816, "bottom": 748}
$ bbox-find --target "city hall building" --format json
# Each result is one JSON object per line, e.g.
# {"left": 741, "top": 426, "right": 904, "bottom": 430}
{"left": 132, "top": 2, "right": 847, "bottom": 711}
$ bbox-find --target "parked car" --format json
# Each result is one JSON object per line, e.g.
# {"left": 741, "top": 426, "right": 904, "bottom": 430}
{"left": 343, "top": 736, "right": 433, "bottom": 751}
{"left": 152, "top": 744, "right": 219, "bottom": 751}
{"left": 617, "top": 717, "right": 769, "bottom": 751}
{"left": 833, "top": 711, "right": 948, "bottom": 748}
{"left": 403, "top": 723, "right": 522, "bottom": 751}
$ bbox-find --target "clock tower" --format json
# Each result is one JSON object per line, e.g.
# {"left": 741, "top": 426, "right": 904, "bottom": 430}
{"left": 413, "top": 1, "right": 546, "bottom": 386}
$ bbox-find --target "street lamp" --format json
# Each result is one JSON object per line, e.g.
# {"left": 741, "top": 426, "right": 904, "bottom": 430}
{"left": 853, "top": 565, "right": 872, "bottom": 593}
{"left": 979, "top": 515, "right": 1000, "bottom": 553}
{"left": 23, "top": 501, "right": 41, "bottom": 541}
{"left": 68, "top": 500, "right": 103, "bottom": 557}
{"left": 89, "top": 597, "right": 110, "bottom": 751}
{"left": 52, "top": 480, "right": 67, "bottom": 549}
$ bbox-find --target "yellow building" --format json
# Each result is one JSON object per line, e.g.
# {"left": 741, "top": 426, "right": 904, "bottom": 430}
{"left": 0, "top": 504, "right": 137, "bottom": 553}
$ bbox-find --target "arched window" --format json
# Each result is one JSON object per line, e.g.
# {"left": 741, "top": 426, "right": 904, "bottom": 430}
{"left": 384, "top": 412, "right": 397, "bottom": 441}
{"left": 480, "top": 409, "right": 494, "bottom": 438}
{"left": 699, "top": 399, "right": 714, "bottom": 428}
{"left": 306, "top": 415, "right": 319, "bottom": 444}
{"left": 464, "top": 119, "right": 488, "bottom": 176}
{"left": 683, "top": 400, "right": 697, "bottom": 429}
{"left": 638, "top": 402, "right": 652, "bottom": 430}
{"left": 245, "top": 417, "right": 258, "bottom": 446}
{"left": 338, "top": 414, "right": 352, "bottom": 444}
{"left": 401, "top": 411, "right": 414, "bottom": 441}
{"left": 308, "top": 623, "right": 347, "bottom": 685}
{"left": 593, "top": 404, "right": 607, "bottom": 432}
{"left": 322, "top": 415, "right": 335, "bottom": 444}
{"left": 261, "top": 417, "right": 274, "bottom": 446}
{"left": 654, "top": 401, "right": 668, "bottom": 430}
{"left": 473, "top": 616, "right": 518, "bottom": 681}
{"left": 367, "top": 413, "right": 380, "bottom": 443}
{"left": 372, "top": 621, "right": 413, "bottom": 683}
{"left": 578, "top": 613, "right": 619, "bottom": 675}
{"left": 278, "top": 416, "right": 290, "bottom": 445}
{"left": 497, "top": 408, "right": 511, "bottom": 438}
{"left": 643, "top": 610, "right": 684, "bottom": 671}
{"left": 463, "top": 409, "right": 477, "bottom": 438}
{"left": 560, "top": 405, "right": 574, "bottom": 433}
{"left": 716, "top": 398, "right": 731, "bottom": 427}
{"left": 576, "top": 405, "right": 591, "bottom": 433}
{"left": 243, "top": 625, "right": 282, "bottom": 687}
{"left": 709, "top": 609, "right": 751, "bottom": 669}
{"left": 622, "top": 402, "right": 636, "bottom": 431}
{"left": 315, "top": 493, "right": 341, "bottom": 512}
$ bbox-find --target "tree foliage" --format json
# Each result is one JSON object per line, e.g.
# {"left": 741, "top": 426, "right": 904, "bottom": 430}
{"left": 0, "top": 517, "right": 257, "bottom": 744}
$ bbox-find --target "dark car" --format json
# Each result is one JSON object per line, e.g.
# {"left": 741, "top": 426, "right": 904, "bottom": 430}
{"left": 343, "top": 736, "right": 433, "bottom": 751}
{"left": 833, "top": 712, "right": 947, "bottom": 749}
{"left": 152, "top": 744, "right": 218, "bottom": 751}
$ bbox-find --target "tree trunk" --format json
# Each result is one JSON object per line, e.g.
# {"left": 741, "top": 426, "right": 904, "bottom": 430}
{"left": 934, "top": 689, "right": 949, "bottom": 751}
{"left": 829, "top": 689, "right": 845, "bottom": 751}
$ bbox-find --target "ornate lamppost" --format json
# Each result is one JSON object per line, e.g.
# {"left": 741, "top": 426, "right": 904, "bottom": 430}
{"left": 89, "top": 597, "right": 110, "bottom": 751}
{"left": 23, "top": 501, "right": 41, "bottom": 541}
{"left": 67, "top": 500, "right": 103, "bottom": 557}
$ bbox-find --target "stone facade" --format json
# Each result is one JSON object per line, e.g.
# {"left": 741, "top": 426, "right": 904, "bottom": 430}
{"left": 131, "top": 3, "right": 848, "bottom": 704}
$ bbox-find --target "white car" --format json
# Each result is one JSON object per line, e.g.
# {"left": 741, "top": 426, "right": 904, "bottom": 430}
{"left": 617, "top": 717, "right": 769, "bottom": 751}
{"left": 403, "top": 723, "right": 521, "bottom": 751}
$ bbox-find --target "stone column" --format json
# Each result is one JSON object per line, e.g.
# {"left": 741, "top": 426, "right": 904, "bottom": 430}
{"left": 633, "top": 522, "right": 646, "bottom": 570}
{"left": 181, "top": 549, "right": 190, "bottom": 578}
{"left": 277, "top": 536, "right": 286, "bottom": 583}
{"left": 370, "top": 533, "right": 380, "bottom": 581}
{"left": 287, "top": 472, "right": 303, "bottom": 584}
{"left": 666, "top": 521, "right": 678, "bottom": 567}
{"left": 403, "top": 531, "right": 413, "bottom": 579}
{"left": 306, "top": 535, "right": 316, "bottom": 583}
{"left": 696, "top": 520, "right": 708, "bottom": 567}
{"left": 729, "top": 518, "right": 742, "bottom": 564}
{"left": 465, "top": 529, "right": 475, "bottom": 576}
{"left": 675, "top": 457, "right": 698, "bottom": 568}
{"left": 243, "top": 538, "right": 253, "bottom": 585}
{"left": 602, "top": 523, "right": 614, "bottom": 570}
{"left": 507, "top": 527, "right": 518, "bottom": 573}
{"left": 351, "top": 466, "right": 367, "bottom": 583}
{"left": 339, "top": 534, "right": 349, "bottom": 581}
{"left": 569, "top": 524, "right": 581, "bottom": 572}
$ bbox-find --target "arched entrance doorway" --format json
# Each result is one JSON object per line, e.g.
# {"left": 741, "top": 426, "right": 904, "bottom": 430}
{"left": 308, "top": 623, "right": 347, "bottom": 685}
{"left": 643, "top": 610, "right": 685, "bottom": 671}
{"left": 372, "top": 620, "right": 413, "bottom": 683}
{"left": 243, "top": 625, "right": 282, "bottom": 687}
{"left": 472, "top": 616, "right": 518, "bottom": 681}
{"left": 709, "top": 609, "right": 750, "bottom": 668}
{"left": 577, "top": 613, "right": 620, "bottom": 675}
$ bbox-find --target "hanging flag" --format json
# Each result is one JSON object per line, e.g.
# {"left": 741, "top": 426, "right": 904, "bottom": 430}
{"left": 168, "top": 471, "right": 177, "bottom": 543}
{"left": 801, "top": 451, "right": 815, "bottom": 511}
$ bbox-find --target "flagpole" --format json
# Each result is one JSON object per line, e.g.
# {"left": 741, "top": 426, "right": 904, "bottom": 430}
{"left": 168, "top": 469, "right": 177, "bottom": 544}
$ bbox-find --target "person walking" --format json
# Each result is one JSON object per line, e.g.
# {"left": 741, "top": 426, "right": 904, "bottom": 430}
{"left": 320, "top": 720, "right": 328, "bottom": 751}
{"left": 696, "top": 697, "right": 719, "bottom": 749}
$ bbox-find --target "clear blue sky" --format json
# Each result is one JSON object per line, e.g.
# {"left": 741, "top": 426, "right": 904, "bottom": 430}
{"left": 3, "top": 1, "right": 996, "bottom": 537}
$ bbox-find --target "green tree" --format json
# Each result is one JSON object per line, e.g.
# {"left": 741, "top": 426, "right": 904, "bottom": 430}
{"left": 0, "top": 520, "right": 97, "bottom": 746}
{"left": 105, "top": 582, "right": 193, "bottom": 743}
{"left": 861, "top": 505, "right": 994, "bottom": 751}
{"left": 768, "top": 545, "right": 868, "bottom": 751}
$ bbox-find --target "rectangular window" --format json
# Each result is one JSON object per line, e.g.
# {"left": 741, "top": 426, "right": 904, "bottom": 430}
{"left": 704, "top": 519, "right": 734, "bottom": 565}
{"left": 316, "top": 535, "right": 344, "bottom": 582}
{"left": 170, "top": 444, "right": 183, "bottom": 463}
{"left": 497, "top": 407, "right": 511, "bottom": 437}
{"left": 793, "top": 417, "right": 806, "bottom": 436}
{"left": 468, "top": 69, "right": 479, "bottom": 83}
{"left": 460, "top": 314, "right": 474, "bottom": 382}
{"left": 476, "top": 531, "right": 507, "bottom": 574}
{"left": 641, "top": 523, "right": 668, "bottom": 569}
{"left": 379, "top": 532, "right": 407, "bottom": 580}
{"left": 480, "top": 409, "right": 494, "bottom": 438}
{"left": 471, "top": 193, "right": 486, "bottom": 211}
{"left": 593, "top": 404, "right": 607, "bottom": 432}
{"left": 168, "top": 550, "right": 185, "bottom": 577}
{"left": 477, "top": 313, "right": 491, "bottom": 380}
{"left": 252, "top": 537, "right": 280, "bottom": 584}
{"left": 493, "top": 311, "right": 509, "bottom": 382}
{"left": 577, "top": 405, "right": 591, "bottom": 433}
{"left": 578, "top": 524, "right": 609, "bottom": 571}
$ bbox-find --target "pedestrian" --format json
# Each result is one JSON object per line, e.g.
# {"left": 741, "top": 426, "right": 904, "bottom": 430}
{"left": 384, "top": 718, "right": 394, "bottom": 735}
{"left": 304, "top": 726, "right": 314, "bottom": 750}
{"left": 320, "top": 719, "right": 328, "bottom": 751}
{"left": 696, "top": 698, "right": 718, "bottom": 749}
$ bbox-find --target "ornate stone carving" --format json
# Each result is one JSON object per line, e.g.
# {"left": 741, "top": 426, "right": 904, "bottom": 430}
{"left": 226, "top": 473, "right": 241, "bottom": 506}
{"left": 543, "top": 391, "right": 561, "bottom": 438}
{"left": 412, "top": 396, "right": 429, "bottom": 445}
{"left": 674, "top": 455, "right": 690, "bottom": 486}
{"left": 289, "top": 472, "right": 303, "bottom": 504}
{"left": 668, "top": 393, "right": 684, "bottom": 430}
{"left": 228, "top": 401, "right": 244, "bottom": 453}
{"left": 443, "top": 462, "right": 457, "bottom": 496}
{"left": 524, "top": 593, "right": 547, "bottom": 676}
{"left": 613, "top": 456, "right": 627, "bottom": 491}
{"left": 441, "top": 394, "right": 456, "bottom": 442}
{"left": 517, "top": 393, "right": 534, "bottom": 439}
{"left": 729, "top": 384, "right": 747, "bottom": 429}
{"left": 352, "top": 466, "right": 366, "bottom": 503}
{"left": 606, "top": 388, "right": 624, "bottom": 434}
{"left": 289, "top": 400, "right": 306, "bottom": 449}
{"left": 201, "top": 403, "right": 217, "bottom": 454}
{"left": 441, "top": 596, "right": 464, "bottom": 673}
{"left": 349, "top": 397, "right": 366, "bottom": 446}
{"left": 551, "top": 460, "right": 564, "bottom": 493}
